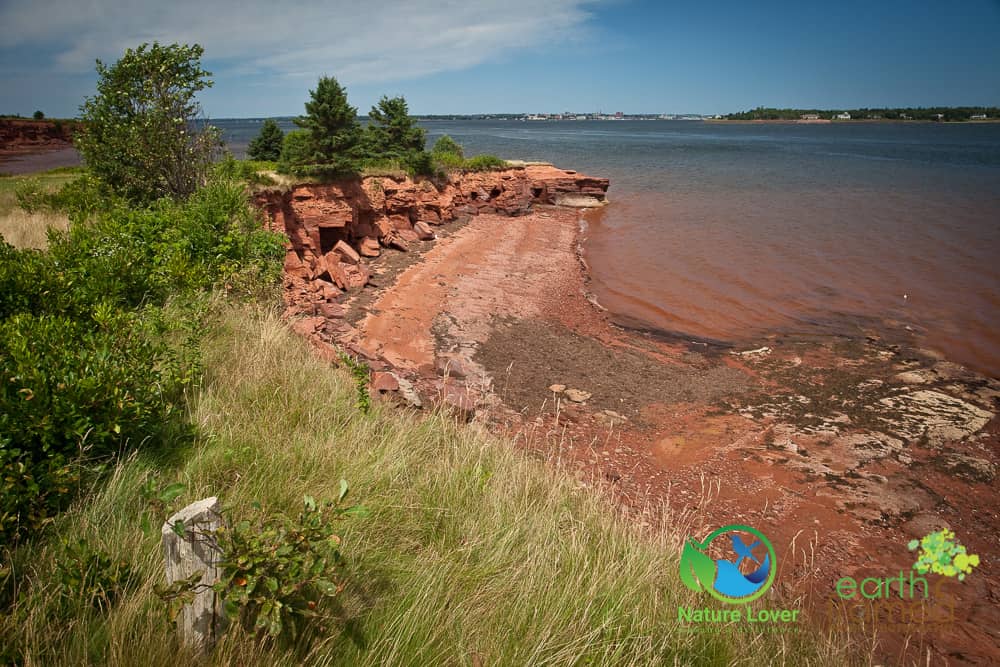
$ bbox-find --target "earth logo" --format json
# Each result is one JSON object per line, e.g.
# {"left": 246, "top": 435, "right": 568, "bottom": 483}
{"left": 680, "top": 524, "right": 776, "bottom": 604}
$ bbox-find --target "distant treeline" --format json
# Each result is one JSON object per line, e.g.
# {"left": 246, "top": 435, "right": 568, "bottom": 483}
{"left": 724, "top": 106, "right": 999, "bottom": 121}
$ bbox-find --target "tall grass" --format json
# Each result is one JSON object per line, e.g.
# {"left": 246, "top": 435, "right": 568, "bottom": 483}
{"left": 2, "top": 303, "right": 863, "bottom": 665}
{"left": 0, "top": 171, "right": 75, "bottom": 248}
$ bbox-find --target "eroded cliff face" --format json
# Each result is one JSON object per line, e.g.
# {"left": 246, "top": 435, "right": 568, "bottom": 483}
{"left": 0, "top": 119, "right": 78, "bottom": 152}
{"left": 255, "top": 164, "right": 609, "bottom": 322}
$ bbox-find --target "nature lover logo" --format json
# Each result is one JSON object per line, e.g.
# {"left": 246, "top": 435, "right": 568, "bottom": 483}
{"left": 679, "top": 524, "right": 776, "bottom": 604}
{"left": 676, "top": 524, "right": 800, "bottom": 627}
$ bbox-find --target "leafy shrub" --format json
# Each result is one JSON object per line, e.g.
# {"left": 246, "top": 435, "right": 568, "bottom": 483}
{"left": 0, "top": 311, "right": 190, "bottom": 543}
{"left": 431, "top": 135, "right": 463, "bottom": 160}
{"left": 214, "top": 493, "right": 357, "bottom": 639}
{"left": 1, "top": 162, "right": 283, "bottom": 544}
{"left": 215, "top": 156, "right": 277, "bottom": 187}
{"left": 54, "top": 538, "right": 136, "bottom": 613}
{"left": 32, "top": 110, "right": 44, "bottom": 120}
{"left": 463, "top": 154, "right": 508, "bottom": 171}
{"left": 75, "top": 43, "right": 221, "bottom": 204}
{"left": 247, "top": 119, "right": 284, "bottom": 162}
{"left": 429, "top": 137, "right": 506, "bottom": 172}
{"left": 158, "top": 490, "right": 367, "bottom": 641}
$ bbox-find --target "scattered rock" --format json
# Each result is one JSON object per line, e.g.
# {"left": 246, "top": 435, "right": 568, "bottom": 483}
{"left": 413, "top": 221, "right": 436, "bottom": 241}
{"left": 564, "top": 388, "right": 591, "bottom": 403}
{"left": 548, "top": 384, "right": 566, "bottom": 393}
{"left": 393, "top": 375, "right": 422, "bottom": 409}
{"left": 333, "top": 240, "right": 361, "bottom": 264}
{"left": 730, "top": 346, "right": 772, "bottom": 358}
{"left": 895, "top": 370, "right": 931, "bottom": 384}
{"left": 937, "top": 453, "right": 996, "bottom": 483}
{"left": 359, "top": 236, "right": 381, "bottom": 258}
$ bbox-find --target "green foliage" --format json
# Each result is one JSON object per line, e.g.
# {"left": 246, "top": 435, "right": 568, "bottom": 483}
{"left": 0, "top": 311, "right": 191, "bottom": 542}
{"left": 431, "top": 135, "right": 463, "bottom": 160}
{"left": 210, "top": 491, "right": 365, "bottom": 640}
{"left": 75, "top": 43, "right": 221, "bottom": 204}
{"left": 338, "top": 352, "right": 371, "bottom": 414}
{"left": 428, "top": 136, "right": 506, "bottom": 172}
{"left": 908, "top": 529, "right": 981, "bottom": 581}
{"left": 214, "top": 155, "right": 277, "bottom": 187}
{"left": 1, "top": 164, "right": 283, "bottom": 544}
{"left": 277, "top": 129, "right": 313, "bottom": 174}
{"left": 291, "top": 76, "right": 362, "bottom": 175}
{"left": 247, "top": 119, "right": 284, "bottom": 162}
{"left": 32, "top": 111, "right": 44, "bottom": 120}
{"left": 364, "top": 96, "right": 425, "bottom": 160}
{"left": 54, "top": 538, "right": 135, "bottom": 613}
{"left": 463, "top": 154, "right": 508, "bottom": 171}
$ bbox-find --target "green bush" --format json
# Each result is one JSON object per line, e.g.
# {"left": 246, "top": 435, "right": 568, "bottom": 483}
{"left": 0, "top": 311, "right": 190, "bottom": 543}
{"left": 75, "top": 43, "right": 221, "bottom": 204}
{"left": 463, "top": 154, "right": 508, "bottom": 171}
{"left": 431, "top": 135, "right": 463, "bottom": 160}
{"left": 1, "top": 163, "right": 283, "bottom": 545}
{"left": 213, "top": 493, "right": 361, "bottom": 640}
{"left": 278, "top": 130, "right": 313, "bottom": 174}
{"left": 247, "top": 119, "right": 284, "bottom": 162}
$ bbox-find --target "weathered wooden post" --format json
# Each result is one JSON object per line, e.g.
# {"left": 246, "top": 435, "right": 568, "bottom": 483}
{"left": 162, "top": 496, "right": 224, "bottom": 652}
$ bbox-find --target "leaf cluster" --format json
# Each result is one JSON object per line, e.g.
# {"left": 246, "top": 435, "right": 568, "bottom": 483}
{"left": 212, "top": 488, "right": 366, "bottom": 640}
{"left": 74, "top": 42, "right": 221, "bottom": 204}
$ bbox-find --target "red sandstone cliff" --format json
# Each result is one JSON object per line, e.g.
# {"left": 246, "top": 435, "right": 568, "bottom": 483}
{"left": 0, "top": 119, "right": 79, "bottom": 153}
{"left": 256, "top": 164, "right": 609, "bottom": 312}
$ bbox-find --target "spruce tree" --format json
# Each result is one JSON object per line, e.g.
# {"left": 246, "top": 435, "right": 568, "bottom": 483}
{"left": 247, "top": 118, "right": 284, "bottom": 161}
{"left": 364, "top": 96, "right": 426, "bottom": 160}
{"left": 293, "top": 76, "right": 362, "bottom": 174}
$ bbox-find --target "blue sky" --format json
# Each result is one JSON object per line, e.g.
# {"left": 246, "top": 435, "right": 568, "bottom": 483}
{"left": 1, "top": 0, "right": 998, "bottom": 118}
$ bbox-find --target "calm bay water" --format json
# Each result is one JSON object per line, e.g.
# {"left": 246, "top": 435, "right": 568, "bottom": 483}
{"left": 25, "top": 119, "right": 1000, "bottom": 377}
{"left": 224, "top": 118, "right": 1000, "bottom": 377}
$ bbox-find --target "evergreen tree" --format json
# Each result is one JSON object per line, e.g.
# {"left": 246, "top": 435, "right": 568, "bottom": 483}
{"left": 293, "top": 76, "right": 362, "bottom": 173}
{"left": 364, "top": 96, "right": 426, "bottom": 160}
{"left": 247, "top": 118, "right": 284, "bottom": 161}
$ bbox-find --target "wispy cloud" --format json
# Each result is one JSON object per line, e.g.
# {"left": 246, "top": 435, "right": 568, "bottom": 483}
{"left": 0, "top": 0, "right": 599, "bottom": 85}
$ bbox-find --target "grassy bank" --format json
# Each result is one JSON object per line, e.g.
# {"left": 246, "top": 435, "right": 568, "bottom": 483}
{"left": 0, "top": 169, "right": 77, "bottom": 248}
{"left": 2, "top": 300, "right": 859, "bottom": 665}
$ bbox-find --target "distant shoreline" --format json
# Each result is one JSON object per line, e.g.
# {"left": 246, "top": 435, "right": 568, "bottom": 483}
{"left": 705, "top": 118, "right": 1000, "bottom": 125}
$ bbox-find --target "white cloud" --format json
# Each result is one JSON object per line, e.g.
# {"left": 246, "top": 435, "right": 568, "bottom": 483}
{"left": 0, "top": 0, "right": 599, "bottom": 85}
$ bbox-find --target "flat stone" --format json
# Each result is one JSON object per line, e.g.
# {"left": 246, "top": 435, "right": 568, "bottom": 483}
{"left": 936, "top": 453, "right": 996, "bottom": 483}
{"left": 371, "top": 371, "right": 399, "bottom": 393}
{"left": 877, "top": 390, "right": 993, "bottom": 444}
{"left": 564, "top": 388, "right": 591, "bottom": 403}
{"left": 548, "top": 384, "right": 566, "bottom": 393}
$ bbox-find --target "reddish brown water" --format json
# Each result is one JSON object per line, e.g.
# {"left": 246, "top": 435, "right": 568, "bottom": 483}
{"left": 584, "top": 181, "right": 1000, "bottom": 377}
{"left": 409, "top": 120, "right": 1000, "bottom": 377}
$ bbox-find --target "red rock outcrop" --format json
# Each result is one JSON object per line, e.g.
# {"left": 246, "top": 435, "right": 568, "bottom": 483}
{"left": 0, "top": 119, "right": 79, "bottom": 153}
{"left": 256, "top": 164, "right": 608, "bottom": 321}
{"left": 256, "top": 163, "right": 609, "bottom": 400}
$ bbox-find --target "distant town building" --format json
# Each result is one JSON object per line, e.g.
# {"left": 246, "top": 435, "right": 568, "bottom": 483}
{"left": 800, "top": 114, "right": 820, "bottom": 120}
{"left": 834, "top": 112, "right": 851, "bottom": 120}
{"left": 614, "top": 111, "right": 624, "bottom": 119}
{"left": 971, "top": 113, "right": 988, "bottom": 120}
